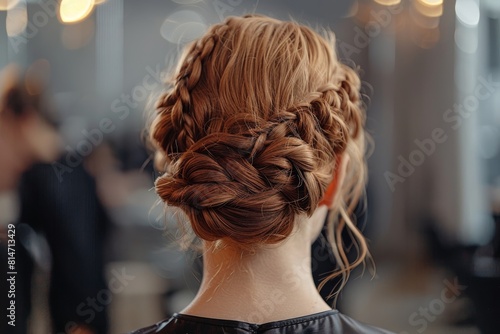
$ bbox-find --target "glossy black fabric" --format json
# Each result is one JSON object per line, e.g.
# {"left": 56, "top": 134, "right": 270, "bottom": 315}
{"left": 129, "top": 310, "right": 395, "bottom": 334}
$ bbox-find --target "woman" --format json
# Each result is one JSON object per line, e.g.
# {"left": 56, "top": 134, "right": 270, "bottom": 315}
{"left": 133, "top": 14, "right": 393, "bottom": 333}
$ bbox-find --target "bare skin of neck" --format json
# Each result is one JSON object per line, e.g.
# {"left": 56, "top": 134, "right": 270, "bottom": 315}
{"left": 181, "top": 206, "right": 332, "bottom": 324}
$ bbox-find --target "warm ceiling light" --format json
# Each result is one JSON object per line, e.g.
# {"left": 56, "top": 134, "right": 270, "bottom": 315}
{"left": 59, "top": 0, "right": 95, "bottom": 24}
{"left": 374, "top": 0, "right": 401, "bottom": 6}
{"left": 0, "top": 0, "right": 20, "bottom": 11}
{"left": 414, "top": 0, "right": 443, "bottom": 17}
{"left": 6, "top": 4, "right": 27, "bottom": 36}
{"left": 417, "top": 0, "right": 443, "bottom": 6}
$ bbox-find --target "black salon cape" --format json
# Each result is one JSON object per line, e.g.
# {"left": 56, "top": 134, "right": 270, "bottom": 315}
{"left": 128, "top": 310, "right": 394, "bottom": 334}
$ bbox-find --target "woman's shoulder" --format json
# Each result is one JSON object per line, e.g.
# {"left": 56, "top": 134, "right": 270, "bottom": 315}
{"left": 127, "top": 310, "right": 395, "bottom": 334}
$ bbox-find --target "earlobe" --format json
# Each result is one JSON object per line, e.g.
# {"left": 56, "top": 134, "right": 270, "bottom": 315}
{"left": 319, "top": 154, "right": 349, "bottom": 209}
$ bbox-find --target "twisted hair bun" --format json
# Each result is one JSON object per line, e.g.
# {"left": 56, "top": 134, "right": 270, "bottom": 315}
{"left": 151, "top": 15, "right": 366, "bottom": 248}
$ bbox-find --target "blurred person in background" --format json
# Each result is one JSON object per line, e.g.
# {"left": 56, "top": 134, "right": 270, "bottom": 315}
{"left": 0, "top": 64, "right": 61, "bottom": 333}
{"left": 131, "top": 15, "right": 394, "bottom": 333}
{"left": 0, "top": 64, "right": 110, "bottom": 334}
{"left": 0, "top": 63, "right": 60, "bottom": 193}
{"left": 17, "top": 144, "right": 111, "bottom": 334}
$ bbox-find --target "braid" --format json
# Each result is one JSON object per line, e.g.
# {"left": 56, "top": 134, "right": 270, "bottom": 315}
{"left": 153, "top": 24, "right": 229, "bottom": 157}
{"left": 150, "top": 15, "right": 371, "bottom": 292}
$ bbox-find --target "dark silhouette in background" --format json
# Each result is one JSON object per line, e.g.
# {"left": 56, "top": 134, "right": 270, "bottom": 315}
{"left": 18, "top": 162, "right": 110, "bottom": 334}
{"left": 0, "top": 64, "right": 109, "bottom": 334}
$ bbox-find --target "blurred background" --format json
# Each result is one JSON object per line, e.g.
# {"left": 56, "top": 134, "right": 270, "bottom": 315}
{"left": 0, "top": 0, "right": 499, "bottom": 333}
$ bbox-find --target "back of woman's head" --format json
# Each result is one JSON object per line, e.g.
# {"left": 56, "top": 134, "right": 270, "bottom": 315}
{"left": 151, "top": 15, "right": 367, "bottom": 255}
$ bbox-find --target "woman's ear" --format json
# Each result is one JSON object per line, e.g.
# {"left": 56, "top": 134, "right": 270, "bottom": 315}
{"left": 319, "top": 154, "right": 349, "bottom": 209}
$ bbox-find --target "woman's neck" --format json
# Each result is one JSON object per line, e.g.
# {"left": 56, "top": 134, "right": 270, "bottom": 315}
{"left": 181, "top": 212, "right": 332, "bottom": 323}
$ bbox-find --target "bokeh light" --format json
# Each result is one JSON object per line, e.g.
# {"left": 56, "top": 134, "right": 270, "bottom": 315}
{"left": 160, "top": 10, "right": 207, "bottom": 44}
{"left": 59, "top": 0, "right": 95, "bottom": 24}
{"left": 417, "top": 0, "right": 443, "bottom": 5}
{"left": 455, "top": 0, "right": 480, "bottom": 27}
{"left": 414, "top": 0, "right": 443, "bottom": 18}
{"left": 0, "top": 0, "right": 20, "bottom": 11}
{"left": 6, "top": 4, "right": 27, "bottom": 36}
{"left": 373, "top": 0, "right": 401, "bottom": 6}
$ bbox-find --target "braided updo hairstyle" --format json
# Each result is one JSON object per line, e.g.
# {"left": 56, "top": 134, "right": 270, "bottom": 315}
{"left": 151, "top": 15, "right": 370, "bottom": 294}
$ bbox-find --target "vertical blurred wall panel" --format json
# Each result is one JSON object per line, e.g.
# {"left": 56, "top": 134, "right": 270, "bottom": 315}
{"left": 453, "top": 0, "right": 494, "bottom": 245}
{"left": 392, "top": 1, "right": 460, "bottom": 248}
{"left": 0, "top": 11, "right": 6, "bottom": 68}
{"left": 386, "top": 0, "right": 493, "bottom": 249}
{"left": 96, "top": 0, "right": 124, "bottom": 98}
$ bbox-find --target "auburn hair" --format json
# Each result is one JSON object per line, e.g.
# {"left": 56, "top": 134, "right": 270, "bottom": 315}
{"left": 150, "top": 14, "right": 370, "bottom": 298}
